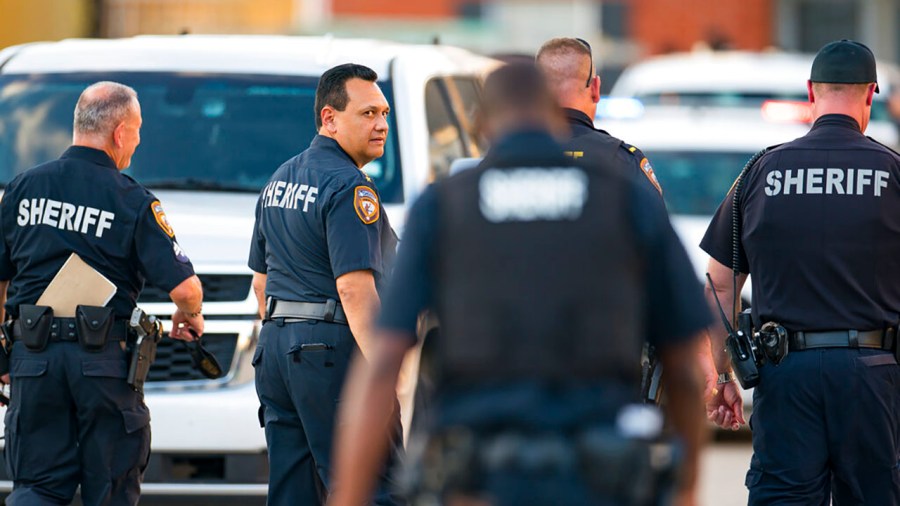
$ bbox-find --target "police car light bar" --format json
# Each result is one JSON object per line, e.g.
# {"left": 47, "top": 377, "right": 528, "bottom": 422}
{"left": 761, "top": 100, "right": 813, "bottom": 124}
{"left": 596, "top": 97, "right": 645, "bottom": 120}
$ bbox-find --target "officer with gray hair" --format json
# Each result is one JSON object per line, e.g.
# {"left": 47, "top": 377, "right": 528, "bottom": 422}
{"left": 0, "top": 81, "right": 203, "bottom": 505}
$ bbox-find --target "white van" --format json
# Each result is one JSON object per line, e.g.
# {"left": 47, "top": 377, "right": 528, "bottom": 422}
{"left": 0, "top": 35, "right": 496, "bottom": 503}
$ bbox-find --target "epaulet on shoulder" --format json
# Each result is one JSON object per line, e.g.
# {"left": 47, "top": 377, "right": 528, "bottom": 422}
{"left": 620, "top": 142, "right": 643, "bottom": 159}
{"left": 866, "top": 136, "right": 900, "bottom": 157}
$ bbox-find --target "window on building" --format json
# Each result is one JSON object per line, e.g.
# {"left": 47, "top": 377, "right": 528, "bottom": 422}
{"left": 600, "top": 1, "right": 629, "bottom": 40}
{"left": 797, "top": 0, "right": 858, "bottom": 52}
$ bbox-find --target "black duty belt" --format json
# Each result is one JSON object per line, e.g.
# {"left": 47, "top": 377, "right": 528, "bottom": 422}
{"left": 268, "top": 299, "right": 348, "bottom": 325}
{"left": 11, "top": 317, "right": 129, "bottom": 342}
{"left": 789, "top": 328, "right": 896, "bottom": 352}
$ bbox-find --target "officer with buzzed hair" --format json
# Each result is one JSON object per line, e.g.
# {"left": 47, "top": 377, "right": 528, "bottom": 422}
{"left": 536, "top": 37, "right": 664, "bottom": 197}
{"left": 0, "top": 81, "right": 204, "bottom": 505}
{"left": 329, "top": 63, "right": 710, "bottom": 506}
{"left": 703, "top": 40, "right": 900, "bottom": 503}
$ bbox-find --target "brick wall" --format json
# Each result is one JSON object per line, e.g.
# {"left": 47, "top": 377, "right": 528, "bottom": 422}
{"left": 630, "top": 0, "right": 774, "bottom": 55}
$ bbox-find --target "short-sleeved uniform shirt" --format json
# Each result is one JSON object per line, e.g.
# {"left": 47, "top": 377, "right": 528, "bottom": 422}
{"left": 248, "top": 135, "right": 397, "bottom": 301}
{"left": 0, "top": 146, "right": 196, "bottom": 318}
{"left": 701, "top": 114, "right": 900, "bottom": 331}
{"left": 563, "top": 108, "right": 664, "bottom": 197}
{"left": 380, "top": 129, "right": 709, "bottom": 349}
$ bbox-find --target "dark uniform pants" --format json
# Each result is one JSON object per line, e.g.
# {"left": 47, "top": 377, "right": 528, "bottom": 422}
{"left": 253, "top": 320, "right": 403, "bottom": 506}
{"left": 748, "top": 348, "right": 900, "bottom": 505}
{"left": 4, "top": 340, "right": 151, "bottom": 506}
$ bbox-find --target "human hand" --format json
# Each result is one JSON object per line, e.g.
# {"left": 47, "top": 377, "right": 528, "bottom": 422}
{"left": 672, "top": 487, "right": 697, "bottom": 506}
{"left": 705, "top": 380, "right": 745, "bottom": 430}
{"left": 170, "top": 309, "right": 203, "bottom": 341}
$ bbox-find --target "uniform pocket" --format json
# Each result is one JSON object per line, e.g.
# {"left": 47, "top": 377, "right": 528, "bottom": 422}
{"left": 251, "top": 344, "right": 263, "bottom": 368}
{"left": 83, "top": 359, "right": 128, "bottom": 379}
{"left": 10, "top": 359, "right": 48, "bottom": 379}
{"left": 745, "top": 468, "right": 763, "bottom": 489}
{"left": 3, "top": 408, "right": 19, "bottom": 479}
{"left": 121, "top": 405, "right": 151, "bottom": 434}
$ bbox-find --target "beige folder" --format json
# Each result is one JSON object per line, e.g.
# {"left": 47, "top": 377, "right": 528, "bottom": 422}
{"left": 36, "top": 253, "right": 117, "bottom": 317}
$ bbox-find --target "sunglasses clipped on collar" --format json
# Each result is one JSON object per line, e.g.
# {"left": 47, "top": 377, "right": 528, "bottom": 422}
{"left": 576, "top": 37, "right": 594, "bottom": 88}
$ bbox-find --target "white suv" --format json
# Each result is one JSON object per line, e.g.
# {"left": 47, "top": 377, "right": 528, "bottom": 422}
{"left": 0, "top": 35, "right": 496, "bottom": 503}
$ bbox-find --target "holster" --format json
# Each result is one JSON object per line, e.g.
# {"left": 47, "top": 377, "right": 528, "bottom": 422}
{"left": 75, "top": 305, "right": 115, "bottom": 352}
{"left": 577, "top": 429, "right": 679, "bottom": 506}
{"left": 17, "top": 305, "right": 54, "bottom": 352}
{"left": 127, "top": 333, "right": 158, "bottom": 394}
{"left": 126, "top": 307, "right": 162, "bottom": 393}
{"left": 0, "top": 320, "right": 12, "bottom": 376}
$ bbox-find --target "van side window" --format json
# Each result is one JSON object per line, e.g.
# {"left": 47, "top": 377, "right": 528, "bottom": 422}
{"left": 425, "top": 79, "right": 466, "bottom": 181}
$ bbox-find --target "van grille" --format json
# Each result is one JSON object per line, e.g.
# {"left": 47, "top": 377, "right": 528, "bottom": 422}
{"left": 148, "top": 333, "right": 239, "bottom": 382}
{"left": 138, "top": 274, "right": 252, "bottom": 303}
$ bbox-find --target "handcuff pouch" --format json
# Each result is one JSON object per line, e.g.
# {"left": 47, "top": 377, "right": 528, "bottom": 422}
{"left": 76, "top": 305, "right": 114, "bottom": 352}
{"left": 17, "top": 305, "right": 53, "bottom": 352}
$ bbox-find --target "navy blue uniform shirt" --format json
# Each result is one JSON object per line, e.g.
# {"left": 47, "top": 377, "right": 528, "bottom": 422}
{"left": 701, "top": 114, "right": 900, "bottom": 331}
{"left": 380, "top": 130, "right": 710, "bottom": 348}
{"left": 563, "top": 108, "right": 664, "bottom": 197}
{"left": 248, "top": 135, "right": 397, "bottom": 302}
{"left": 0, "top": 146, "right": 195, "bottom": 318}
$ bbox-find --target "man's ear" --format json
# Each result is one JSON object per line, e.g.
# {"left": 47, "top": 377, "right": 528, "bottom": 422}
{"left": 591, "top": 75, "right": 601, "bottom": 104}
{"left": 321, "top": 106, "right": 337, "bottom": 134}
{"left": 112, "top": 122, "right": 126, "bottom": 148}
{"left": 807, "top": 80, "right": 815, "bottom": 103}
{"left": 866, "top": 83, "right": 876, "bottom": 106}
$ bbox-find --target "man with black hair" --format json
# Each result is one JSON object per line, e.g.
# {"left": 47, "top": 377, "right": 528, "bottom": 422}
{"left": 329, "top": 62, "right": 709, "bottom": 506}
{"left": 703, "top": 40, "right": 900, "bottom": 503}
{"left": 248, "top": 63, "right": 402, "bottom": 506}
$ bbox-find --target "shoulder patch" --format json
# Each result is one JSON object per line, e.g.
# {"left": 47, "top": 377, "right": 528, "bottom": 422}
{"left": 151, "top": 200, "right": 175, "bottom": 237}
{"left": 639, "top": 157, "right": 663, "bottom": 195}
{"left": 353, "top": 186, "right": 380, "bottom": 225}
{"left": 625, "top": 144, "right": 662, "bottom": 194}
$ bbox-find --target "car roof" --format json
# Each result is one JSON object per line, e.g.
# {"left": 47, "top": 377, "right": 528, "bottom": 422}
{"left": 599, "top": 107, "right": 810, "bottom": 152}
{"left": 611, "top": 50, "right": 896, "bottom": 98}
{"left": 0, "top": 35, "right": 491, "bottom": 78}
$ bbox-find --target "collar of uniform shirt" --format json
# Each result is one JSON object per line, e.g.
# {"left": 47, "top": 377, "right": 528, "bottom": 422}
{"left": 562, "top": 107, "right": 595, "bottom": 129}
{"left": 811, "top": 113, "right": 865, "bottom": 132}
{"left": 61, "top": 146, "right": 118, "bottom": 171}
{"left": 482, "top": 128, "right": 572, "bottom": 169}
{"left": 310, "top": 134, "right": 364, "bottom": 169}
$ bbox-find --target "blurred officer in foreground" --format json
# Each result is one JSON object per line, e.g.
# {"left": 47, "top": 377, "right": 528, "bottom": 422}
{"left": 702, "top": 40, "right": 900, "bottom": 503}
{"left": 248, "top": 63, "right": 402, "bottom": 506}
{"left": 536, "top": 37, "right": 664, "bottom": 197}
{"left": 329, "top": 63, "right": 710, "bottom": 506}
{"left": 0, "top": 81, "right": 204, "bottom": 505}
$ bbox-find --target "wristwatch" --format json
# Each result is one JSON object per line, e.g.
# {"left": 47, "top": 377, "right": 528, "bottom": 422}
{"left": 717, "top": 371, "right": 736, "bottom": 385}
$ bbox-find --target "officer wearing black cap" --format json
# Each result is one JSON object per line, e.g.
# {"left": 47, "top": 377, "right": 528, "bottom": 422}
{"left": 536, "top": 37, "right": 664, "bottom": 197}
{"left": 0, "top": 81, "right": 204, "bottom": 505}
{"left": 248, "top": 63, "right": 402, "bottom": 506}
{"left": 702, "top": 40, "right": 900, "bottom": 503}
{"left": 329, "top": 63, "right": 710, "bottom": 506}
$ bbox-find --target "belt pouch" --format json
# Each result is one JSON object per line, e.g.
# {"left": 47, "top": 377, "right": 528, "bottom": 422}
{"left": 18, "top": 305, "right": 54, "bottom": 352}
{"left": 76, "top": 305, "right": 114, "bottom": 352}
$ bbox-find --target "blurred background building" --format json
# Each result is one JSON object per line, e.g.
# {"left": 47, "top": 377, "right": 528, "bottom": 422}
{"left": 1, "top": 0, "right": 898, "bottom": 81}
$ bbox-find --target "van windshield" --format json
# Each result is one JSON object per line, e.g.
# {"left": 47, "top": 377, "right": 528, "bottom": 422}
{"left": 0, "top": 72, "right": 403, "bottom": 202}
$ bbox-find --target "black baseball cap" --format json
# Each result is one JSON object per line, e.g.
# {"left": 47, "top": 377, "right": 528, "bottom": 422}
{"left": 810, "top": 39, "right": 879, "bottom": 93}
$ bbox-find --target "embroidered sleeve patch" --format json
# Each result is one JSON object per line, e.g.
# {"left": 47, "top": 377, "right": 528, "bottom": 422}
{"left": 353, "top": 186, "right": 380, "bottom": 225}
{"left": 151, "top": 200, "right": 175, "bottom": 237}
{"left": 640, "top": 158, "right": 663, "bottom": 195}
